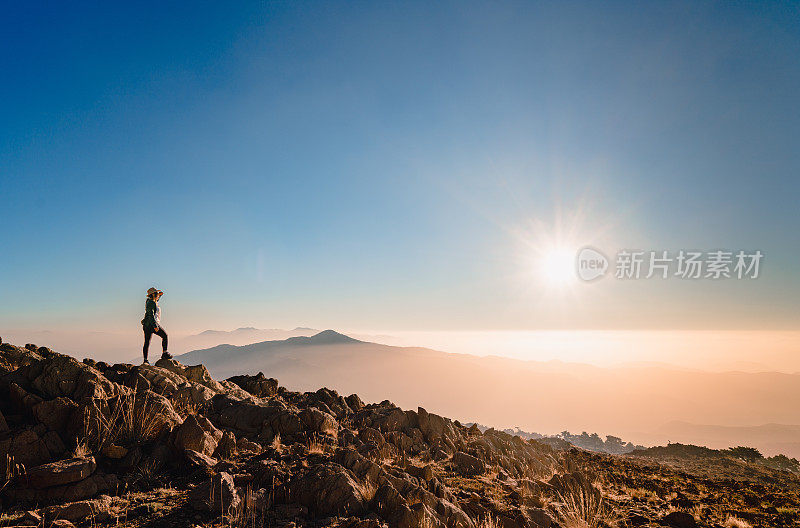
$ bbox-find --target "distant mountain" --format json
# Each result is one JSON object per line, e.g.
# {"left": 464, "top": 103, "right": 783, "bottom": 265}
{"left": 173, "top": 326, "right": 319, "bottom": 354}
{"left": 178, "top": 330, "right": 800, "bottom": 458}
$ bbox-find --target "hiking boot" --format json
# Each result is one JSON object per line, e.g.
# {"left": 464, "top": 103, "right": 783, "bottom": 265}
{"left": 161, "top": 351, "right": 173, "bottom": 360}
{"left": 143, "top": 359, "right": 150, "bottom": 365}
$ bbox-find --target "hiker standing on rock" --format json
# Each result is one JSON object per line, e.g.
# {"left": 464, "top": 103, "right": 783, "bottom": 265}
{"left": 142, "top": 287, "right": 172, "bottom": 364}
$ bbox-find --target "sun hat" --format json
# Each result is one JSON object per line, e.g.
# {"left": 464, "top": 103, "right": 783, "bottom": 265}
{"left": 147, "top": 287, "right": 163, "bottom": 296}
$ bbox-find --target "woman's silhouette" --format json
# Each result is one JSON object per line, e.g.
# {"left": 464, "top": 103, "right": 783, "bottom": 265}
{"left": 141, "top": 287, "right": 172, "bottom": 364}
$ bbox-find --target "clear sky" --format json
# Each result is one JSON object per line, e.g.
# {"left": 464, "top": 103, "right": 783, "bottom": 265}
{"left": 1, "top": 1, "right": 798, "bottom": 335}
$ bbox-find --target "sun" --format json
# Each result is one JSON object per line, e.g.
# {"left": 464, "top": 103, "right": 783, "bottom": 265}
{"left": 537, "top": 247, "right": 576, "bottom": 286}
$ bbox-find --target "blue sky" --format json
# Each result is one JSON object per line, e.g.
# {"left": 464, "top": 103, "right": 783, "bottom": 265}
{"left": 1, "top": 1, "right": 798, "bottom": 334}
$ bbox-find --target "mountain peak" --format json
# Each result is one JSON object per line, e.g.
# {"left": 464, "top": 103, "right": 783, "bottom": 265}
{"left": 307, "top": 329, "right": 360, "bottom": 344}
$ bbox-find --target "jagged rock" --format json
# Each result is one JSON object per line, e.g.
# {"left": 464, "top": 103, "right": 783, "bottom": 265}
{"left": 50, "top": 520, "right": 76, "bottom": 528}
{"left": 42, "top": 430, "right": 65, "bottom": 455}
{"left": 188, "top": 472, "right": 240, "bottom": 514}
{"left": 300, "top": 407, "right": 338, "bottom": 437}
{"left": 662, "top": 511, "right": 697, "bottom": 528}
{"left": 453, "top": 451, "right": 485, "bottom": 476}
{"left": 27, "top": 355, "right": 120, "bottom": 401}
{"left": 45, "top": 495, "right": 112, "bottom": 522}
{"left": 291, "top": 463, "right": 367, "bottom": 517}
{"left": 32, "top": 397, "right": 79, "bottom": 432}
{"left": 9, "top": 471, "right": 118, "bottom": 504}
{"left": 20, "top": 510, "right": 43, "bottom": 525}
{"left": 417, "top": 407, "right": 455, "bottom": 444}
{"left": 172, "top": 415, "right": 222, "bottom": 457}
{"left": 339, "top": 519, "right": 389, "bottom": 528}
{"left": 184, "top": 448, "right": 218, "bottom": 470}
{"left": 155, "top": 359, "right": 226, "bottom": 393}
{"left": 625, "top": 512, "right": 650, "bottom": 526}
{"left": 525, "top": 507, "right": 555, "bottom": 527}
{"left": 25, "top": 457, "right": 97, "bottom": 489}
{"left": 0, "top": 429, "right": 52, "bottom": 467}
{"left": 210, "top": 395, "right": 275, "bottom": 434}
{"left": 360, "top": 427, "right": 386, "bottom": 446}
{"left": 213, "top": 430, "right": 238, "bottom": 459}
{"left": 227, "top": 372, "right": 279, "bottom": 398}
{"left": 4, "top": 382, "right": 44, "bottom": 415}
{"left": 236, "top": 437, "right": 262, "bottom": 453}
{"left": 0, "top": 343, "right": 43, "bottom": 373}
{"left": 346, "top": 394, "right": 364, "bottom": 411}
{"left": 266, "top": 409, "right": 304, "bottom": 441}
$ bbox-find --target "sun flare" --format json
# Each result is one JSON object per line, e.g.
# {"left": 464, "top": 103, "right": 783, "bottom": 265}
{"left": 538, "top": 247, "right": 576, "bottom": 286}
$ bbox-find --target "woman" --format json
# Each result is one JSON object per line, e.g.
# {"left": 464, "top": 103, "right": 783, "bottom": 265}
{"left": 141, "top": 287, "right": 172, "bottom": 364}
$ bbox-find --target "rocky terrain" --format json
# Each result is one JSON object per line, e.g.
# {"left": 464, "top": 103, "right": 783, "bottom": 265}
{"left": 1, "top": 339, "right": 799, "bottom": 528}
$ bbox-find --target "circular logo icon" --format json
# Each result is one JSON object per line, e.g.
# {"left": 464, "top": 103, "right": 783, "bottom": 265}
{"left": 576, "top": 246, "right": 609, "bottom": 281}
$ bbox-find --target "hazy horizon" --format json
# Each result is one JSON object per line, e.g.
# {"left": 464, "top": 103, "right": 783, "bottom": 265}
{"left": 3, "top": 326, "right": 799, "bottom": 374}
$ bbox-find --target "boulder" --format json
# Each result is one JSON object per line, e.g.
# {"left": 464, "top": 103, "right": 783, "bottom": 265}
{"left": 453, "top": 452, "right": 485, "bottom": 476}
{"left": 173, "top": 415, "right": 222, "bottom": 457}
{"left": 211, "top": 396, "right": 275, "bottom": 434}
{"left": 237, "top": 437, "right": 262, "bottom": 454}
{"left": 50, "top": 521, "right": 76, "bottom": 528}
{"left": 417, "top": 407, "right": 454, "bottom": 443}
{"left": 25, "top": 457, "right": 97, "bottom": 489}
{"left": 662, "top": 511, "right": 697, "bottom": 528}
{"left": 32, "top": 397, "right": 79, "bottom": 432}
{"left": 184, "top": 449, "right": 218, "bottom": 470}
{"left": 345, "top": 394, "right": 364, "bottom": 412}
{"left": 0, "top": 429, "right": 52, "bottom": 467}
{"left": 300, "top": 407, "right": 339, "bottom": 437}
{"left": 28, "top": 355, "right": 120, "bottom": 400}
{"left": 291, "top": 463, "right": 367, "bottom": 517}
{"left": 227, "top": 373, "right": 279, "bottom": 398}
{"left": 45, "top": 495, "right": 112, "bottom": 522}
{"left": 213, "top": 430, "right": 238, "bottom": 460}
{"left": 188, "top": 472, "right": 240, "bottom": 515}
{"left": 154, "top": 359, "right": 226, "bottom": 393}
{"left": 20, "top": 510, "right": 43, "bottom": 525}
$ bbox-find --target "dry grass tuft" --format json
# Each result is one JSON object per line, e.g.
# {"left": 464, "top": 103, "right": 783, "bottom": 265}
{"left": 554, "top": 487, "right": 619, "bottom": 528}
{"left": 307, "top": 434, "right": 324, "bottom": 454}
{"left": 229, "top": 485, "right": 265, "bottom": 528}
{"left": 477, "top": 516, "right": 501, "bottom": 528}
{"left": 1, "top": 455, "right": 25, "bottom": 495}
{"left": 171, "top": 392, "right": 203, "bottom": 418}
{"left": 83, "top": 384, "right": 171, "bottom": 453}
{"left": 723, "top": 516, "right": 753, "bottom": 528}
{"left": 270, "top": 433, "right": 282, "bottom": 452}
{"left": 360, "top": 478, "right": 378, "bottom": 503}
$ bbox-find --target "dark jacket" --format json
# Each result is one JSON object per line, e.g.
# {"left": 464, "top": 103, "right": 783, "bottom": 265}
{"left": 141, "top": 298, "right": 160, "bottom": 332}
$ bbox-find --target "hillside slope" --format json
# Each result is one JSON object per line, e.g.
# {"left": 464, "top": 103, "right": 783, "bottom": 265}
{"left": 2, "top": 339, "right": 799, "bottom": 528}
{"left": 179, "top": 331, "right": 800, "bottom": 457}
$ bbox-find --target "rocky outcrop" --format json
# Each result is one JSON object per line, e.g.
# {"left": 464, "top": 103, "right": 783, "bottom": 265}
{"left": 5, "top": 338, "right": 763, "bottom": 528}
{"left": 227, "top": 372, "right": 279, "bottom": 398}
{"left": 25, "top": 457, "right": 96, "bottom": 489}
{"left": 453, "top": 451, "right": 485, "bottom": 476}
{"left": 172, "top": 415, "right": 222, "bottom": 457}
{"left": 291, "top": 463, "right": 368, "bottom": 517}
{"left": 188, "top": 472, "right": 240, "bottom": 515}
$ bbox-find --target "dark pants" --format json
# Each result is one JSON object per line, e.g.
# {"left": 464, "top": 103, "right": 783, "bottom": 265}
{"left": 143, "top": 326, "right": 168, "bottom": 361}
